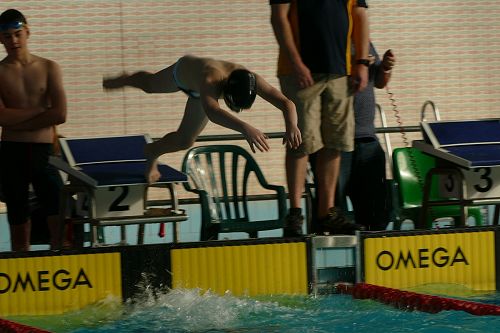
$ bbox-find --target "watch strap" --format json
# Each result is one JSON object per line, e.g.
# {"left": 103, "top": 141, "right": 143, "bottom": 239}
{"left": 356, "top": 59, "right": 370, "bottom": 67}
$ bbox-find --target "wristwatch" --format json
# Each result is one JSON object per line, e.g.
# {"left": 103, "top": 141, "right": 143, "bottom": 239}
{"left": 356, "top": 59, "right": 370, "bottom": 67}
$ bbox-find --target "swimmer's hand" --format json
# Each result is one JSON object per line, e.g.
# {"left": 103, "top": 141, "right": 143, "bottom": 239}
{"left": 283, "top": 124, "right": 302, "bottom": 150}
{"left": 243, "top": 124, "right": 270, "bottom": 153}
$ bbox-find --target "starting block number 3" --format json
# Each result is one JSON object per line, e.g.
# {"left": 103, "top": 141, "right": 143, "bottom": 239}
{"left": 439, "top": 167, "right": 500, "bottom": 200}
{"left": 77, "top": 185, "right": 145, "bottom": 218}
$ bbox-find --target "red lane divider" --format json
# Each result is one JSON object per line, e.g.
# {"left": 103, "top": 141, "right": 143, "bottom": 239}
{"left": 337, "top": 283, "right": 500, "bottom": 316}
{"left": 0, "top": 318, "right": 52, "bottom": 333}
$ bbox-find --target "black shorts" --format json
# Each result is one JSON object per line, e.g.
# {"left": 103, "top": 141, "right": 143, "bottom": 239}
{"left": 0, "top": 142, "right": 63, "bottom": 225}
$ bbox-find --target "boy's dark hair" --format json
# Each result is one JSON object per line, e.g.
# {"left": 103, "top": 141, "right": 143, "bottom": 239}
{"left": 0, "top": 9, "right": 27, "bottom": 25}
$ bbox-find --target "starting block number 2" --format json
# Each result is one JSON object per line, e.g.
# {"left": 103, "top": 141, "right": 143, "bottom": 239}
{"left": 439, "top": 167, "right": 500, "bottom": 200}
{"left": 77, "top": 185, "right": 146, "bottom": 218}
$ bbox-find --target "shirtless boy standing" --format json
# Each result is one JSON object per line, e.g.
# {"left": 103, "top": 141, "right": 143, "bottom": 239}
{"left": 103, "top": 55, "right": 302, "bottom": 183}
{"left": 0, "top": 9, "right": 67, "bottom": 251}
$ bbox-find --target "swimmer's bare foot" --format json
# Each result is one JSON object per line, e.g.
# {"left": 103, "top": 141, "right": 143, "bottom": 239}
{"left": 144, "top": 144, "right": 161, "bottom": 184}
{"left": 102, "top": 73, "right": 129, "bottom": 90}
{"left": 145, "top": 158, "right": 161, "bottom": 184}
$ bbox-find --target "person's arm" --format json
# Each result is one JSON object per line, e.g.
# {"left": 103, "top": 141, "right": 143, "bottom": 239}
{"left": 200, "top": 80, "right": 270, "bottom": 153}
{"left": 374, "top": 49, "right": 395, "bottom": 89}
{"left": 270, "top": 3, "right": 313, "bottom": 88}
{"left": 0, "top": 95, "right": 44, "bottom": 126}
{"left": 0, "top": 104, "right": 44, "bottom": 126}
{"left": 255, "top": 74, "right": 301, "bottom": 149}
{"left": 9, "top": 60, "right": 67, "bottom": 130}
{"left": 351, "top": 4, "right": 370, "bottom": 92}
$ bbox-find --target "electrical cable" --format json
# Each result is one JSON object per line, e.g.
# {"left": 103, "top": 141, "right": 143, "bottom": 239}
{"left": 386, "top": 85, "right": 436, "bottom": 226}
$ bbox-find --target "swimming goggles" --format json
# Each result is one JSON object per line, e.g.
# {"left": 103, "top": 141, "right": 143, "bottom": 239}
{"left": 0, "top": 21, "right": 25, "bottom": 31}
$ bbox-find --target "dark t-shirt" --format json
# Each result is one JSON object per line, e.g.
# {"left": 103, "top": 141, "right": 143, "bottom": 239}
{"left": 270, "top": 0, "right": 368, "bottom": 75}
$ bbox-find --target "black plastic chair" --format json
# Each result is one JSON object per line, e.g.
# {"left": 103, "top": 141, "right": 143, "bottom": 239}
{"left": 181, "top": 145, "right": 286, "bottom": 241}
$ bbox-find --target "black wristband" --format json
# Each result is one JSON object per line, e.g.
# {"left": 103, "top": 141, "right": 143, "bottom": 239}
{"left": 356, "top": 59, "right": 370, "bottom": 67}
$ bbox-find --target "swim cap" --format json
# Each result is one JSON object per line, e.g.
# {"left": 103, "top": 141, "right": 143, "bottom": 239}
{"left": 0, "top": 9, "right": 27, "bottom": 31}
{"left": 223, "top": 69, "right": 257, "bottom": 112}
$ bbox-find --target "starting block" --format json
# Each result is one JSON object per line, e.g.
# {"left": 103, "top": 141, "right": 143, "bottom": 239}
{"left": 413, "top": 118, "right": 500, "bottom": 226}
{"left": 51, "top": 134, "right": 188, "bottom": 246}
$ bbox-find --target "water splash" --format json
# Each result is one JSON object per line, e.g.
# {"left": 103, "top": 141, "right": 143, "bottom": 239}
{"left": 7, "top": 287, "right": 500, "bottom": 333}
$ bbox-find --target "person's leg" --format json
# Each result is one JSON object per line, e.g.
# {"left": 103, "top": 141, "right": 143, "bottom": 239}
{"left": 279, "top": 75, "right": 325, "bottom": 237}
{"left": 307, "top": 152, "right": 319, "bottom": 231}
{"left": 144, "top": 98, "right": 208, "bottom": 183}
{"left": 286, "top": 152, "right": 309, "bottom": 210}
{"left": 349, "top": 140, "right": 387, "bottom": 230}
{"left": 335, "top": 151, "right": 352, "bottom": 212}
{"left": 315, "top": 148, "right": 341, "bottom": 218}
{"left": 283, "top": 152, "right": 308, "bottom": 236}
{"left": 1, "top": 142, "right": 31, "bottom": 251}
{"left": 318, "top": 76, "right": 353, "bottom": 216}
{"left": 9, "top": 223, "right": 31, "bottom": 251}
{"left": 31, "top": 143, "right": 65, "bottom": 249}
{"left": 103, "top": 63, "right": 179, "bottom": 93}
{"left": 317, "top": 76, "right": 362, "bottom": 234}
{"left": 371, "top": 146, "right": 389, "bottom": 230}
{"left": 46, "top": 215, "right": 62, "bottom": 249}
{"left": 311, "top": 146, "right": 352, "bottom": 231}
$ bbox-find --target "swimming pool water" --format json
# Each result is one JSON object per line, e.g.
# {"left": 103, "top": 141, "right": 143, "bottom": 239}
{"left": 9, "top": 288, "right": 500, "bottom": 333}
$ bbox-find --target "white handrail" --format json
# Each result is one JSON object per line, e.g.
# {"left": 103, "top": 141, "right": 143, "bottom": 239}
{"left": 420, "top": 100, "right": 441, "bottom": 122}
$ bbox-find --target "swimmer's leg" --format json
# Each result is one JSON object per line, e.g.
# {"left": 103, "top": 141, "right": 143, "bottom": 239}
{"left": 144, "top": 98, "right": 208, "bottom": 183}
{"left": 103, "top": 64, "right": 178, "bottom": 93}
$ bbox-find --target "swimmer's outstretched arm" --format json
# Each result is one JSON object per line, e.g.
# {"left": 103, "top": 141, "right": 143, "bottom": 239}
{"left": 200, "top": 85, "right": 270, "bottom": 153}
{"left": 254, "top": 74, "right": 302, "bottom": 149}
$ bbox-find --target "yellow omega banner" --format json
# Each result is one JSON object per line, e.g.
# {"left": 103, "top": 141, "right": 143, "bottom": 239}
{"left": 364, "top": 231, "right": 496, "bottom": 291}
{"left": 171, "top": 242, "right": 308, "bottom": 296}
{"left": 0, "top": 253, "right": 122, "bottom": 316}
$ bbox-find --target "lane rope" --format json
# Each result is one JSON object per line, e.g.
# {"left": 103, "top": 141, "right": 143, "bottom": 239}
{"left": 0, "top": 318, "right": 52, "bottom": 333}
{"left": 337, "top": 283, "right": 500, "bottom": 316}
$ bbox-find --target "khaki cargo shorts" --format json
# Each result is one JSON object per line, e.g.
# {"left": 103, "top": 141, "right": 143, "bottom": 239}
{"left": 279, "top": 74, "right": 354, "bottom": 155}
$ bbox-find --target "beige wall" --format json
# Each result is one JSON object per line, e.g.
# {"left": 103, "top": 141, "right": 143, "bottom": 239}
{"left": 1, "top": 0, "right": 499, "bottom": 193}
